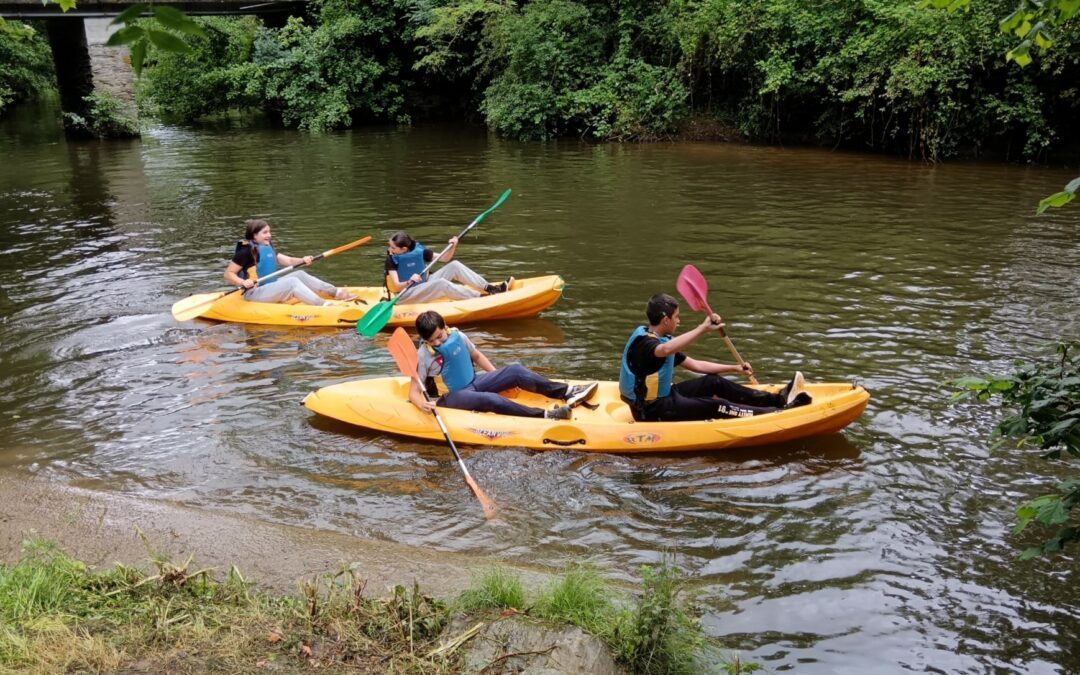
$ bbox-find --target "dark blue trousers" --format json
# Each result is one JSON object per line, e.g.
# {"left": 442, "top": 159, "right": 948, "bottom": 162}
{"left": 438, "top": 363, "right": 569, "bottom": 418}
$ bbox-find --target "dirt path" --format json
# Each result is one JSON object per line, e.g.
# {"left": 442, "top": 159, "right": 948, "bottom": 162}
{"left": 0, "top": 471, "right": 551, "bottom": 597}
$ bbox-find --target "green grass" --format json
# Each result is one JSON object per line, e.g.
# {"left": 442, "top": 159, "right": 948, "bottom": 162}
{"left": 454, "top": 558, "right": 758, "bottom": 674}
{"left": 0, "top": 538, "right": 458, "bottom": 673}
{"left": 532, "top": 563, "right": 615, "bottom": 636}
{"left": 456, "top": 566, "right": 526, "bottom": 612}
{"left": 0, "top": 540, "right": 759, "bottom": 674}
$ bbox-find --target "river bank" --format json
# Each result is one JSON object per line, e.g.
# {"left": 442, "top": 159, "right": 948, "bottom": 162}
{"left": 0, "top": 471, "right": 552, "bottom": 597}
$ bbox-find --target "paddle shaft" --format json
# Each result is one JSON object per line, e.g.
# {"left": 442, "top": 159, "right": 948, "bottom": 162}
{"left": 696, "top": 297, "right": 758, "bottom": 385}
{"left": 237, "top": 235, "right": 372, "bottom": 289}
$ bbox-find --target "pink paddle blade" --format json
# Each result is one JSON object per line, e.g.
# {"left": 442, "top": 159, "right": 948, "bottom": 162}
{"left": 676, "top": 264, "right": 709, "bottom": 312}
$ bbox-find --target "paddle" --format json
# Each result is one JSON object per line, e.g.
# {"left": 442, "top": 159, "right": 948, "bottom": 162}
{"left": 387, "top": 327, "right": 497, "bottom": 520}
{"left": 171, "top": 236, "right": 372, "bottom": 322}
{"left": 356, "top": 189, "right": 512, "bottom": 337}
{"left": 676, "top": 264, "right": 759, "bottom": 385}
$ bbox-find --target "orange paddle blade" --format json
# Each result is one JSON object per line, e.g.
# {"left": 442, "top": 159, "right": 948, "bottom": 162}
{"left": 388, "top": 328, "right": 419, "bottom": 380}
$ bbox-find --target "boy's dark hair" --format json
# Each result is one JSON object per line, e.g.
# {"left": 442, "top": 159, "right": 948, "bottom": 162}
{"left": 646, "top": 293, "right": 680, "bottom": 325}
{"left": 416, "top": 310, "right": 446, "bottom": 340}
{"left": 244, "top": 219, "right": 270, "bottom": 242}
{"left": 390, "top": 232, "right": 416, "bottom": 251}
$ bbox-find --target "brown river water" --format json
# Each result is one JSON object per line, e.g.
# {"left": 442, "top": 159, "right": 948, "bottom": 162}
{"left": 1, "top": 101, "right": 1078, "bottom": 673}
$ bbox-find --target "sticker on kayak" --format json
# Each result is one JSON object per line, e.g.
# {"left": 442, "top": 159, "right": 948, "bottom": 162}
{"left": 396, "top": 311, "right": 419, "bottom": 318}
{"left": 289, "top": 315, "right": 315, "bottom": 322}
{"left": 624, "top": 432, "right": 661, "bottom": 445}
{"left": 467, "top": 428, "right": 515, "bottom": 440}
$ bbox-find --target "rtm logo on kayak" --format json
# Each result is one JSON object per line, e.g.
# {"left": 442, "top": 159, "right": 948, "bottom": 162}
{"left": 624, "top": 432, "right": 661, "bottom": 445}
{"left": 468, "top": 428, "right": 515, "bottom": 440}
{"left": 289, "top": 315, "right": 315, "bottom": 322}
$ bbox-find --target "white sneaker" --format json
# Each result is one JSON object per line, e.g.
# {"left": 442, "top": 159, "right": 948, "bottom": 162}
{"left": 786, "top": 371, "right": 806, "bottom": 406}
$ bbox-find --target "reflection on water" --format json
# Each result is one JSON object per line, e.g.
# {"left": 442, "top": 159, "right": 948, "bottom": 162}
{"left": 2, "top": 101, "right": 1079, "bottom": 672}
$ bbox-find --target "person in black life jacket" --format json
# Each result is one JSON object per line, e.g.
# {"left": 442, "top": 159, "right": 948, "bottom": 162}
{"left": 225, "top": 219, "right": 356, "bottom": 305}
{"left": 619, "top": 293, "right": 811, "bottom": 422}
{"left": 385, "top": 232, "right": 512, "bottom": 303}
{"left": 410, "top": 310, "right": 598, "bottom": 419}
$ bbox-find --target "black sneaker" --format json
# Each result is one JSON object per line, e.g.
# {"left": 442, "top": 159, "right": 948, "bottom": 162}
{"left": 544, "top": 405, "right": 572, "bottom": 420}
{"left": 785, "top": 392, "right": 813, "bottom": 409}
{"left": 489, "top": 276, "right": 514, "bottom": 294}
{"left": 565, "top": 382, "right": 599, "bottom": 408}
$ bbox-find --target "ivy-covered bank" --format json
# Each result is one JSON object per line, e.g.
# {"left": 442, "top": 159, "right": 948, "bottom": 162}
{"left": 0, "top": 22, "right": 53, "bottom": 117}
{"left": 5, "top": 1, "right": 1080, "bottom": 161}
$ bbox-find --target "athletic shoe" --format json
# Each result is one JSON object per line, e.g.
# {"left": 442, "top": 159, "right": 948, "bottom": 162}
{"left": 779, "top": 371, "right": 806, "bottom": 405}
{"left": 786, "top": 392, "right": 813, "bottom": 408}
{"left": 782, "top": 371, "right": 812, "bottom": 408}
{"left": 334, "top": 288, "right": 358, "bottom": 301}
{"left": 484, "top": 277, "right": 513, "bottom": 295}
{"left": 565, "top": 382, "right": 599, "bottom": 408}
{"left": 544, "top": 405, "right": 572, "bottom": 420}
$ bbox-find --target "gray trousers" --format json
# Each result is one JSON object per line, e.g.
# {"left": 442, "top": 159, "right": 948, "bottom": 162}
{"left": 244, "top": 271, "right": 337, "bottom": 306}
{"left": 396, "top": 260, "right": 488, "bottom": 302}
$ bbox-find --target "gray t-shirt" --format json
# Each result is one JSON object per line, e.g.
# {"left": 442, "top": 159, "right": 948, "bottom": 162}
{"left": 417, "top": 330, "right": 477, "bottom": 393}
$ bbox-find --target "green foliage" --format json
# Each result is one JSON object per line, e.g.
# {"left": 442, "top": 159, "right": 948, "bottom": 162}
{"left": 139, "top": 16, "right": 262, "bottom": 122}
{"left": 532, "top": 563, "right": 614, "bottom": 636}
{"left": 613, "top": 561, "right": 706, "bottom": 675}
{"left": 141, "top": 1, "right": 413, "bottom": 132}
{"left": 63, "top": 91, "right": 140, "bottom": 138}
{"left": 456, "top": 566, "right": 526, "bottom": 611}
{"left": 439, "top": 0, "right": 689, "bottom": 140}
{"left": 107, "top": 4, "right": 208, "bottom": 75}
{"left": 0, "top": 23, "right": 54, "bottom": 117}
{"left": 1037, "top": 176, "right": 1080, "bottom": 213}
{"left": 954, "top": 342, "right": 1080, "bottom": 558}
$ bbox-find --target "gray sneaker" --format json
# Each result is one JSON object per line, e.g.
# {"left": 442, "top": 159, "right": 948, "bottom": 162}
{"left": 544, "top": 405, "right": 572, "bottom": 420}
{"left": 565, "top": 382, "right": 599, "bottom": 408}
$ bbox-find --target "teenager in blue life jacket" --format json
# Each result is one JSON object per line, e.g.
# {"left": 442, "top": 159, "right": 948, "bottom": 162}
{"left": 410, "top": 310, "right": 598, "bottom": 420}
{"left": 620, "top": 294, "right": 811, "bottom": 422}
{"left": 384, "top": 232, "right": 512, "bottom": 303}
{"left": 224, "top": 219, "right": 356, "bottom": 305}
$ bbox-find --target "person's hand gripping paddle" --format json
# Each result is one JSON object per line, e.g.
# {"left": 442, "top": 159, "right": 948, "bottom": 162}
{"left": 356, "top": 189, "right": 512, "bottom": 337}
{"left": 675, "top": 264, "right": 758, "bottom": 385}
{"left": 387, "top": 327, "right": 497, "bottom": 520}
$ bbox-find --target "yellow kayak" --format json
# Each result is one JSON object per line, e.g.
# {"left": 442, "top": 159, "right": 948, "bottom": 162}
{"left": 303, "top": 378, "right": 870, "bottom": 453}
{"left": 173, "top": 275, "right": 565, "bottom": 328}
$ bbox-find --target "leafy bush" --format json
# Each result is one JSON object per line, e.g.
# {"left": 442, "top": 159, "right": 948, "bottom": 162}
{"left": 0, "top": 23, "right": 54, "bottom": 117}
{"left": 63, "top": 91, "right": 139, "bottom": 138}
{"left": 140, "top": 0, "right": 413, "bottom": 132}
{"left": 955, "top": 341, "right": 1080, "bottom": 558}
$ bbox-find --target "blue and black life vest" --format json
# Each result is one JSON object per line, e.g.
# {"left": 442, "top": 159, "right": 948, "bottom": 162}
{"left": 425, "top": 328, "right": 475, "bottom": 394}
{"left": 619, "top": 325, "right": 674, "bottom": 403}
{"left": 391, "top": 242, "right": 429, "bottom": 287}
{"left": 255, "top": 244, "right": 278, "bottom": 284}
{"left": 233, "top": 240, "right": 278, "bottom": 285}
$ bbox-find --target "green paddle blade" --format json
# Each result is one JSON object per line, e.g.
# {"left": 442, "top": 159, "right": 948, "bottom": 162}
{"left": 356, "top": 296, "right": 399, "bottom": 336}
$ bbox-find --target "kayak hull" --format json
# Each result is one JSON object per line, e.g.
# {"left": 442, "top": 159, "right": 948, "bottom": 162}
{"left": 303, "top": 378, "right": 870, "bottom": 453}
{"left": 174, "top": 275, "right": 565, "bottom": 328}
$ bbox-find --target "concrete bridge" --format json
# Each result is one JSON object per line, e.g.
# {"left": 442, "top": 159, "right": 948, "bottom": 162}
{"left": 0, "top": 0, "right": 305, "bottom": 18}
{"left": 1, "top": 1, "right": 306, "bottom": 137}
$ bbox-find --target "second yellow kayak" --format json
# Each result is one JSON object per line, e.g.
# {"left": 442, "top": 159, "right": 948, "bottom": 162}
{"left": 173, "top": 275, "right": 565, "bottom": 328}
{"left": 303, "top": 378, "right": 870, "bottom": 453}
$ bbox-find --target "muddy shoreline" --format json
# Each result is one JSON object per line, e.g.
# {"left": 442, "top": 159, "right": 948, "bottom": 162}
{"left": 0, "top": 471, "right": 552, "bottom": 597}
